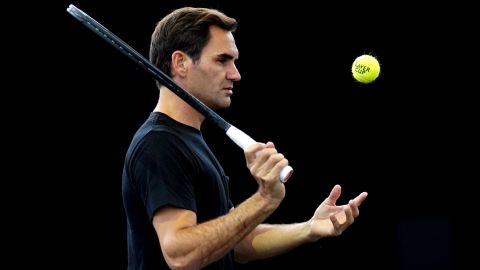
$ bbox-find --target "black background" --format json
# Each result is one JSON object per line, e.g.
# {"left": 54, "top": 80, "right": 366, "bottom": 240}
{"left": 11, "top": 0, "right": 476, "bottom": 269}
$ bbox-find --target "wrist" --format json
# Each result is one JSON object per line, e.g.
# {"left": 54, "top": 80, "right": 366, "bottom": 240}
{"left": 258, "top": 182, "right": 285, "bottom": 203}
{"left": 253, "top": 191, "right": 283, "bottom": 212}
{"left": 306, "top": 219, "right": 320, "bottom": 242}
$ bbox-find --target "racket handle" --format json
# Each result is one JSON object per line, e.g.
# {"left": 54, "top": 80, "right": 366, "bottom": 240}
{"left": 226, "top": 126, "right": 293, "bottom": 183}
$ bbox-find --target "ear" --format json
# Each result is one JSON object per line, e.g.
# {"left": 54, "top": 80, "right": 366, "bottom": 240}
{"left": 171, "top": 51, "right": 189, "bottom": 77}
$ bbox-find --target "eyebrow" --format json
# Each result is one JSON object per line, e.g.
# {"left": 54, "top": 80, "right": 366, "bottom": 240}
{"left": 216, "top": 53, "right": 237, "bottom": 61}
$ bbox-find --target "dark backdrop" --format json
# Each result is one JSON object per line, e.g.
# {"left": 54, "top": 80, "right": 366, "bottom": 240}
{"left": 15, "top": 0, "right": 475, "bottom": 269}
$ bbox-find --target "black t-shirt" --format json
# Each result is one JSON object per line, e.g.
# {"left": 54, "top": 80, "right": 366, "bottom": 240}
{"left": 122, "top": 112, "right": 234, "bottom": 270}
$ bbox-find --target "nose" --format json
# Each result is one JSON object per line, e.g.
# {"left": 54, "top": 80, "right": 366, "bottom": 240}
{"left": 226, "top": 64, "right": 241, "bottom": 81}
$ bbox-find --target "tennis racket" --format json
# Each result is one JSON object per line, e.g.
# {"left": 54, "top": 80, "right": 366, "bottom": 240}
{"left": 66, "top": 4, "right": 293, "bottom": 182}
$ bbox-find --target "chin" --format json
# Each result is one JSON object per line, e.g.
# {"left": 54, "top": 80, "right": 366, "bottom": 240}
{"left": 213, "top": 105, "right": 230, "bottom": 110}
{"left": 219, "top": 99, "right": 232, "bottom": 109}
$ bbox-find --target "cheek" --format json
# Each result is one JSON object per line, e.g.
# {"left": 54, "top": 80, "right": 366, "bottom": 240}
{"left": 192, "top": 65, "right": 213, "bottom": 82}
{"left": 191, "top": 64, "right": 224, "bottom": 89}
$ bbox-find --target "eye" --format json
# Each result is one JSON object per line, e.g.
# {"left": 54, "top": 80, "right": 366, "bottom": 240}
{"left": 217, "top": 58, "right": 228, "bottom": 64}
{"left": 216, "top": 54, "right": 234, "bottom": 65}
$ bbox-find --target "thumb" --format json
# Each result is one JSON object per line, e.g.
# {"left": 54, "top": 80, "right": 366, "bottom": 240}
{"left": 326, "top": 185, "right": 342, "bottom": 205}
{"left": 265, "top": 141, "right": 275, "bottom": 148}
{"left": 244, "top": 142, "right": 266, "bottom": 163}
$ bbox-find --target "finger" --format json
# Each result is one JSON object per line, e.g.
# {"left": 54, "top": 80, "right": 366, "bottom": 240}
{"left": 248, "top": 146, "right": 277, "bottom": 172}
{"left": 244, "top": 143, "right": 266, "bottom": 162}
{"left": 329, "top": 213, "right": 341, "bottom": 230}
{"left": 326, "top": 185, "right": 342, "bottom": 205}
{"left": 343, "top": 203, "right": 354, "bottom": 225}
{"left": 268, "top": 155, "right": 289, "bottom": 180}
{"left": 257, "top": 151, "right": 286, "bottom": 177}
{"left": 329, "top": 213, "right": 347, "bottom": 236}
{"left": 353, "top": 192, "right": 368, "bottom": 207}
{"left": 265, "top": 141, "right": 275, "bottom": 148}
{"left": 349, "top": 199, "right": 360, "bottom": 218}
{"left": 255, "top": 148, "right": 279, "bottom": 168}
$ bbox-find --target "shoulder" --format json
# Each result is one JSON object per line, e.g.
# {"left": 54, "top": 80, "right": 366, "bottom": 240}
{"left": 140, "top": 128, "right": 188, "bottom": 151}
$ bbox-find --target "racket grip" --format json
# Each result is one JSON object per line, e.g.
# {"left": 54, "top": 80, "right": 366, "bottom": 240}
{"left": 226, "top": 125, "right": 293, "bottom": 183}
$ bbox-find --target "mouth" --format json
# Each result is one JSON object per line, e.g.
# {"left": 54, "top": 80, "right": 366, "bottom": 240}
{"left": 223, "top": 87, "right": 233, "bottom": 96}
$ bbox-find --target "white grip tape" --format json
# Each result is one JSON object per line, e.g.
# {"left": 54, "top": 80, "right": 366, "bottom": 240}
{"left": 279, "top": 165, "right": 293, "bottom": 183}
{"left": 226, "top": 125, "right": 256, "bottom": 149}
{"left": 226, "top": 126, "right": 293, "bottom": 183}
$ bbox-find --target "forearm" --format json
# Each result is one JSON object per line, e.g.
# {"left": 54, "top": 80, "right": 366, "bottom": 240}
{"left": 234, "top": 222, "right": 313, "bottom": 262}
{"left": 164, "top": 192, "right": 281, "bottom": 269}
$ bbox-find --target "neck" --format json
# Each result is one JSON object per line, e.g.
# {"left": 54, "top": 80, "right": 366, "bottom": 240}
{"left": 154, "top": 87, "right": 205, "bottom": 130}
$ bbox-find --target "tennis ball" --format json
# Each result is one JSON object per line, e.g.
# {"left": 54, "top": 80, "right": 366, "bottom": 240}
{"left": 352, "top": 54, "right": 380, "bottom": 83}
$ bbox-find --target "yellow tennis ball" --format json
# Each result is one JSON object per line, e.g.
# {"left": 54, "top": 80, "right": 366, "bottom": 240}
{"left": 352, "top": 54, "right": 380, "bottom": 83}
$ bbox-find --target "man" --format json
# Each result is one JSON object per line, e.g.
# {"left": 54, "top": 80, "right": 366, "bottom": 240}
{"left": 122, "top": 7, "right": 368, "bottom": 270}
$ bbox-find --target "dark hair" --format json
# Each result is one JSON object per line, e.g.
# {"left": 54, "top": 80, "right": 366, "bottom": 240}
{"left": 149, "top": 7, "right": 237, "bottom": 87}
